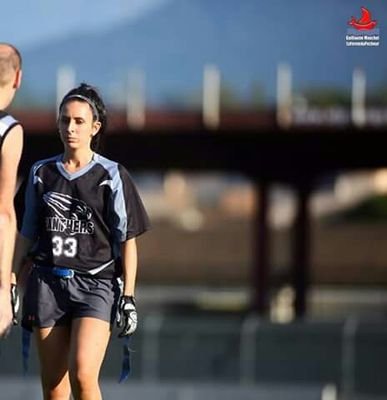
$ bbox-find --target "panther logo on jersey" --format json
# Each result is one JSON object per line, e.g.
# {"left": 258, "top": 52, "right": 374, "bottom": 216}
{"left": 43, "top": 191, "right": 95, "bottom": 235}
{"left": 43, "top": 192, "right": 92, "bottom": 220}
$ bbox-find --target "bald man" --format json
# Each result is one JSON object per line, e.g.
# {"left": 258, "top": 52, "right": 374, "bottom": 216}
{"left": 0, "top": 43, "right": 23, "bottom": 336}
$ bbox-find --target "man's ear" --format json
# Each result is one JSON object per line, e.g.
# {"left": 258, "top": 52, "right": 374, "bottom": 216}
{"left": 13, "top": 69, "right": 22, "bottom": 89}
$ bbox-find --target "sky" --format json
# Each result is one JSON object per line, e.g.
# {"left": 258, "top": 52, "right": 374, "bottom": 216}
{"left": 2, "top": 0, "right": 386, "bottom": 108}
{"left": 1, "top": 0, "right": 169, "bottom": 49}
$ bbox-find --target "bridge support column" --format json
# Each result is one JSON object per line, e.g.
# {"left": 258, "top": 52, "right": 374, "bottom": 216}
{"left": 251, "top": 180, "right": 270, "bottom": 316}
{"left": 292, "top": 182, "right": 312, "bottom": 318}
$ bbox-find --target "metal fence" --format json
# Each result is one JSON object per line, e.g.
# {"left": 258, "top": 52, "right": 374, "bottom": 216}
{"left": 1, "top": 313, "right": 387, "bottom": 399}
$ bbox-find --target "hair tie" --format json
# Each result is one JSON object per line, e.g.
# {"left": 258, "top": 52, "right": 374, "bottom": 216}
{"left": 62, "top": 94, "right": 99, "bottom": 120}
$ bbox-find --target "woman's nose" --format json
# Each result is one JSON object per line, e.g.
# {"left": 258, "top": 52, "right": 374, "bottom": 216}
{"left": 66, "top": 120, "right": 75, "bottom": 133}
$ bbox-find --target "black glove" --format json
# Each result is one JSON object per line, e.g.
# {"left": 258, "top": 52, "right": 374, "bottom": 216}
{"left": 10, "top": 284, "right": 19, "bottom": 325}
{"left": 116, "top": 295, "right": 137, "bottom": 337}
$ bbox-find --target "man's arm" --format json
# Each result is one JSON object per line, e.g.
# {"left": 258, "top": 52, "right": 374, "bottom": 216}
{"left": 0, "top": 125, "right": 23, "bottom": 336}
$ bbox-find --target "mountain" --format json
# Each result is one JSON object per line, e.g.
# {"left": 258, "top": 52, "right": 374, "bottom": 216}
{"left": 19, "top": 0, "right": 387, "bottom": 108}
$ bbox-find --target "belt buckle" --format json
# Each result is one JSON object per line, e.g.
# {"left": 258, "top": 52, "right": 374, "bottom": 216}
{"left": 52, "top": 267, "right": 74, "bottom": 279}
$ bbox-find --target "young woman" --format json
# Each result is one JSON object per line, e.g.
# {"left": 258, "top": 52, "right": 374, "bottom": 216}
{"left": 13, "top": 83, "right": 150, "bottom": 400}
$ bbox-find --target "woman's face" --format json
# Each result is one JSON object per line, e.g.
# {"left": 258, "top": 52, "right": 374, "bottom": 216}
{"left": 58, "top": 100, "right": 101, "bottom": 152}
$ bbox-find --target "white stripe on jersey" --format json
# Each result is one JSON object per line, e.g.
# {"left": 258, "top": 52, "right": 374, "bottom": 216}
{"left": 99, "top": 179, "right": 113, "bottom": 188}
{"left": 88, "top": 259, "right": 115, "bottom": 275}
{"left": 0, "top": 115, "right": 17, "bottom": 138}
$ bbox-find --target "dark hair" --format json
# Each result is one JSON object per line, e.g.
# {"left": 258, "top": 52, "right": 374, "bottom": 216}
{"left": 59, "top": 83, "right": 107, "bottom": 152}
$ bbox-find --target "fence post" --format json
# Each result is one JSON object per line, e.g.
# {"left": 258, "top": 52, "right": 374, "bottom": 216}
{"left": 239, "top": 313, "right": 260, "bottom": 383}
{"left": 141, "top": 313, "right": 164, "bottom": 381}
{"left": 321, "top": 383, "right": 338, "bottom": 400}
{"left": 341, "top": 316, "right": 358, "bottom": 400}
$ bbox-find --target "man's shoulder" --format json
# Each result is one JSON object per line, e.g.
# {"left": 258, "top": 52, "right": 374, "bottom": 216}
{"left": 0, "top": 110, "right": 9, "bottom": 119}
{"left": 0, "top": 110, "right": 19, "bottom": 124}
{"left": 0, "top": 111, "right": 21, "bottom": 139}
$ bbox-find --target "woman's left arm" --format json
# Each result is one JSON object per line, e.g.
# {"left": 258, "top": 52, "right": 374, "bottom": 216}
{"left": 120, "top": 238, "right": 138, "bottom": 296}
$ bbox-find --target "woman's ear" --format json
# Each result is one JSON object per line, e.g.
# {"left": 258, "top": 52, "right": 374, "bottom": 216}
{"left": 92, "top": 121, "right": 102, "bottom": 136}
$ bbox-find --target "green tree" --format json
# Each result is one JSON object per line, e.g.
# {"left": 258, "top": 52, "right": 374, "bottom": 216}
{"left": 299, "top": 87, "right": 350, "bottom": 108}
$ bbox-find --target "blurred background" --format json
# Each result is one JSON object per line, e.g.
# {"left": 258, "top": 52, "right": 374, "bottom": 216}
{"left": 1, "top": 0, "right": 387, "bottom": 399}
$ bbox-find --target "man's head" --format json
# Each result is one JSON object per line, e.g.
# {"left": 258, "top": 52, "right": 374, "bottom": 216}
{"left": 0, "top": 43, "right": 22, "bottom": 108}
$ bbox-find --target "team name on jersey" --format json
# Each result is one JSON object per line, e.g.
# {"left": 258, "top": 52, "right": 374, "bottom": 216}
{"left": 45, "top": 217, "right": 95, "bottom": 235}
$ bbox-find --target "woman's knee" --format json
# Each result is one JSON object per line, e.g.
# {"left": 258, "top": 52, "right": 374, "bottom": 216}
{"left": 69, "top": 365, "right": 99, "bottom": 392}
{"left": 41, "top": 380, "right": 71, "bottom": 400}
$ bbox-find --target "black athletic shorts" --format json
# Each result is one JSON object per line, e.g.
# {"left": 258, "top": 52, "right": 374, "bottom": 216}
{"left": 21, "top": 267, "right": 121, "bottom": 331}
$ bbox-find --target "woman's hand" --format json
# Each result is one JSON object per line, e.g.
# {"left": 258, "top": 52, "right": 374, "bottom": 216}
{"left": 10, "top": 283, "right": 19, "bottom": 325}
{"left": 116, "top": 295, "right": 137, "bottom": 337}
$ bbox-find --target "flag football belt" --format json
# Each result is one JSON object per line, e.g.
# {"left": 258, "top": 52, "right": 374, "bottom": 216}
{"left": 33, "top": 265, "right": 86, "bottom": 279}
{"left": 33, "top": 260, "right": 115, "bottom": 279}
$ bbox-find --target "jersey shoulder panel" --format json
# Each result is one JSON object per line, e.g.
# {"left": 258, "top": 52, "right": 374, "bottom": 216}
{"left": 94, "top": 153, "right": 119, "bottom": 172}
{"left": 93, "top": 153, "right": 122, "bottom": 184}
{"left": 31, "top": 154, "right": 61, "bottom": 175}
{"left": 0, "top": 111, "right": 21, "bottom": 149}
{"left": 93, "top": 154, "right": 150, "bottom": 241}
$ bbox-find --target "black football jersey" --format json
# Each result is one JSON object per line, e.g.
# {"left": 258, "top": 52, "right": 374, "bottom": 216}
{"left": 21, "top": 153, "right": 150, "bottom": 277}
{"left": 0, "top": 111, "right": 20, "bottom": 150}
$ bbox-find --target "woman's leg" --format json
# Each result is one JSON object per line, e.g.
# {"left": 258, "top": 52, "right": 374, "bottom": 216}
{"left": 68, "top": 317, "right": 111, "bottom": 400}
{"left": 35, "top": 326, "right": 72, "bottom": 400}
